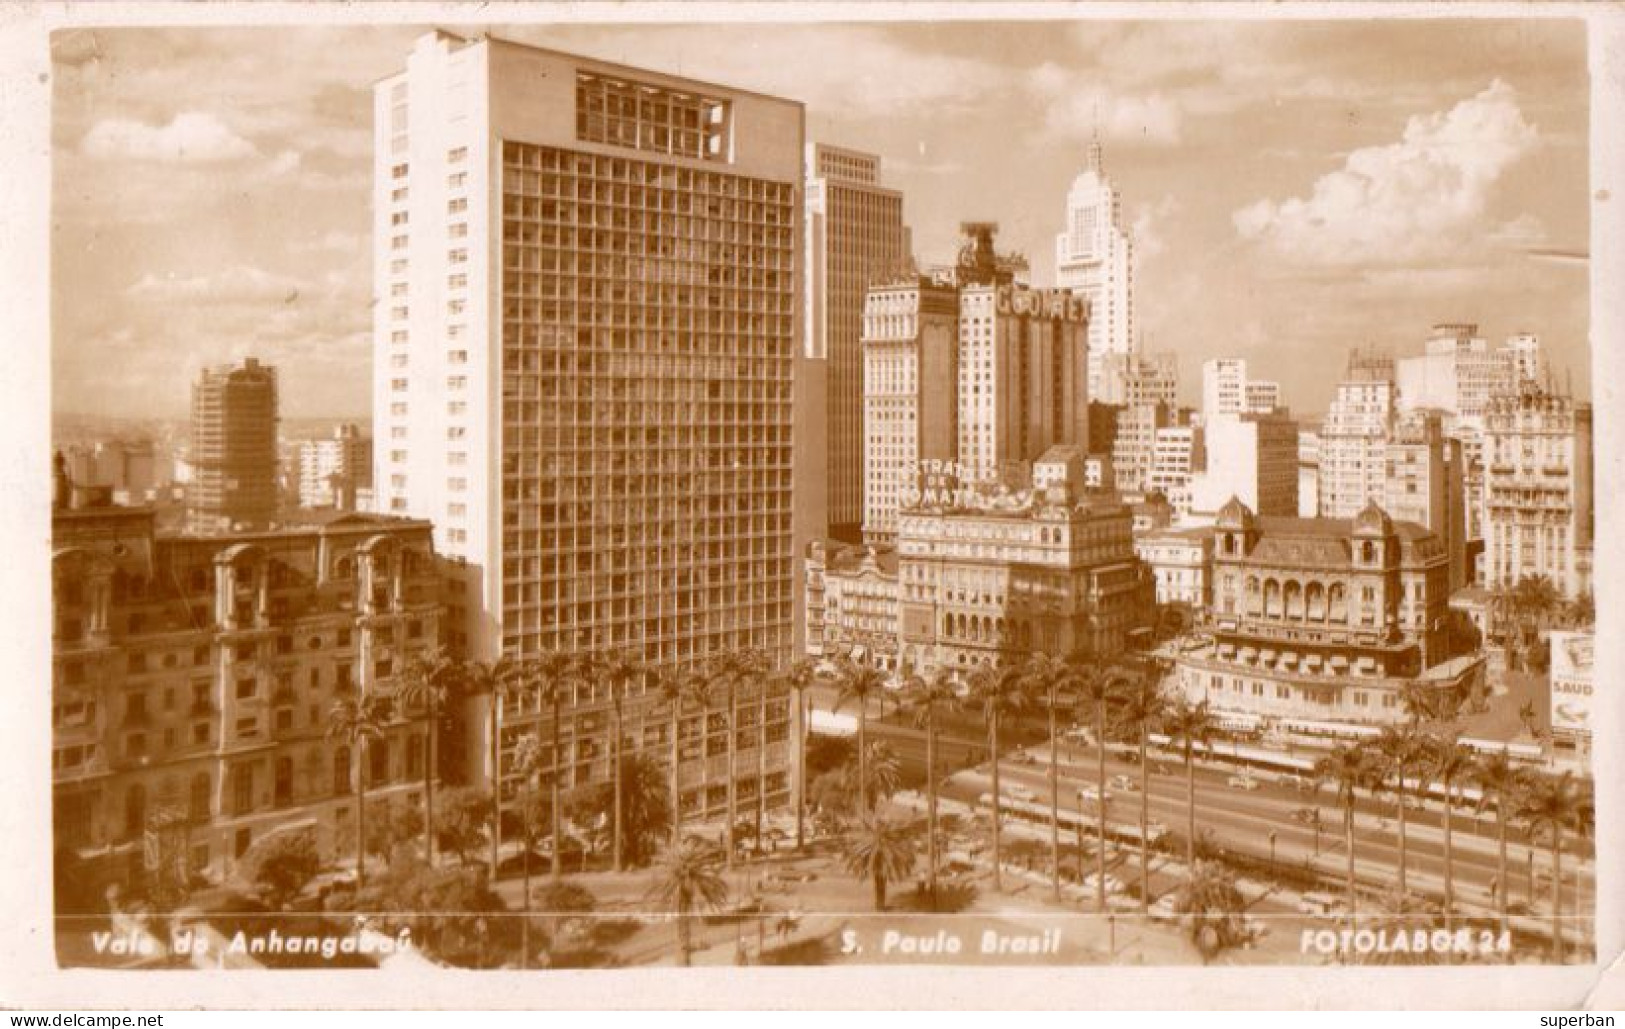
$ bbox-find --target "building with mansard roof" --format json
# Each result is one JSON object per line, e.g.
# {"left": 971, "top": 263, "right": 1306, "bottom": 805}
{"left": 1170, "top": 497, "right": 1484, "bottom": 730}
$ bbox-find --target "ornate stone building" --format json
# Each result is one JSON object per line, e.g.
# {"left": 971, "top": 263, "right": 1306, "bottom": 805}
{"left": 52, "top": 479, "right": 442, "bottom": 887}
{"left": 1172, "top": 498, "right": 1484, "bottom": 728}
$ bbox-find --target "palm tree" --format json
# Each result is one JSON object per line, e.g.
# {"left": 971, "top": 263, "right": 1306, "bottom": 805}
{"left": 1427, "top": 736, "right": 1476, "bottom": 921}
{"left": 327, "top": 694, "right": 389, "bottom": 894}
{"left": 841, "top": 818, "right": 918, "bottom": 911}
{"left": 832, "top": 657, "right": 889, "bottom": 819}
{"left": 1022, "top": 652, "right": 1077, "bottom": 903}
{"left": 1161, "top": 697, "right": 1217, "bottom": 868}
{"left": 1471, "top": 749, "right": 1528, "bottom": 926}
{"left": 652, "top": 666, "right": 691, "bottom": 847}
{"left": 1518, "top": 770, "right": 1585, "bottom": 963}
{"left": 646, "top": 838, "right": 730, "bottom": 966}
{"left": 393, "top": 647, "right": 461, "bottom": 865}
{"left": 962, "top": 659, "right": 1028, "bottom": 893}
{"left": 901, "top": 666, "right": 959, "bottom": 906}
{"left": 776, "top": 658, "right": 820, "bottom": 851}
{"left": 596, "top": 649, "right": 644, "bottom": 873}
{"left": 1355, "top": 892, "right": 1446, "bottom": 966}
{"left": 1315, "top": 744, "right": 1376, "bottom": 920}
{"left": 512, "top": 733, "right": 546, "bottom": 968}
{"left": 1074, "top": 658, "right": 1125, "bottom": 914}
{"left": 709, "top": 649, "right": 769, "bottom": 866}
{"left": 1375, "top": 724, "right": 1432, "bottom": 897}
{"left": 528, "top": 652, "right": 577, "bottom": 880}
{"left": 1112, "top": 664, "right": 1168, "bottom": 915}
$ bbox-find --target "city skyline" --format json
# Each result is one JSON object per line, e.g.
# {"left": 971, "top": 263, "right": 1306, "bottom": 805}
{"left": 52, "top": 18, "right": 1589, "bottom": 421}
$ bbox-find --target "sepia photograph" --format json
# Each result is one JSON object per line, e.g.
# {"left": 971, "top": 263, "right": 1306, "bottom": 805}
{"left": 14, "top": 0, "right": 1621, "bottom": 1007}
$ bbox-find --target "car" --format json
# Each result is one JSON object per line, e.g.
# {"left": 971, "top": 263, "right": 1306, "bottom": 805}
{"left": 1108, "top": 774, "right": 1140, "bottom": 792}
{"left": 1008, "top": 750, "right": 1039, "bottom": 766}
{"left": 1002, "top": 783, "right": 1036, "bottom": 802}
{"left": 1149, "top": 893, "right": 1181, "bottom": 922}
{"left": 1296, "top": 891, "right": 1345, "bottom": 917}
{"left": 1227, "top": 775, "right": 1261, "bottom": 791}
{"left": 1077, "top": 785, "right": 1112, "bottom": 804}
{"left": 1082, "top": 873, "right": 1124, "bottom": 894}
{"left": 1289, "top": 806, "right": 1320, "bottom": 825}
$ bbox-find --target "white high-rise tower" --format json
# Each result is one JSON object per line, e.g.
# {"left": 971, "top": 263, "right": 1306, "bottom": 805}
{"left": 1055, "top": 135, "right": 1134, "bottom": 400}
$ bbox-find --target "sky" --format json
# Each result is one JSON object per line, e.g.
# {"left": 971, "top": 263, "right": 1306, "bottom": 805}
{"left": 50, "top": 16, "right": 1591, "bottom": 420}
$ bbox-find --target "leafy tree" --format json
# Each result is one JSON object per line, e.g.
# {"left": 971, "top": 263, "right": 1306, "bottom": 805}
{"left": 646, "top": 838, "right": 730, "bottom": 966}
{"left": 531, "top": 879, "right": 597, "bottom": 965}
{"left": 805, "top": 733, "right": 855, "bottom": 779}
{"left": 242, "top": 827, "right": 322, "bottom": 909}
{"left": 1353, "top": 892, "right": 1445, "bottom": 966}
{"left": 565, "top": 752, "right": 672, "bottom": 868}
{"left": 436, "top": 787, "right": 494, "bottom": 867}
{"left": 841, "top": 818, "right": 918, "bottom": 911}
{"left": 364, "top": 797, "right": 426, "bottom": 864}
{"left": 1174, "top": 860, "right": 1248, "bottom": 963}
{"left": 366, "top": 854, "right": 518, "bottom": 968}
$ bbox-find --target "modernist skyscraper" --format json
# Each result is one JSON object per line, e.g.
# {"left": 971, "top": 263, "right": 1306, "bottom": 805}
{"left": 1055, "top": 136, "right": 1134, "bottom": 400}
{"left": 186, "top": 357, "right": 279, "bottom": 534}
{"left": 805, "top": 144, "right": 910, "bottom": 541}
{"left": 372, "top": 33, "right": 807, "bottom": 810}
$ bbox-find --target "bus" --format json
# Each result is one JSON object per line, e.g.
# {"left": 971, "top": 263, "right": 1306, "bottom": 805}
{"left": 977, "top": 792, "right": 1167, "bottom": 846}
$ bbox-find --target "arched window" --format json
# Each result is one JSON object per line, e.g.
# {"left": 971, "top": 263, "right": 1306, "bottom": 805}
{"left": 1361, "top": 541, "right": 1376, "bottom": 564}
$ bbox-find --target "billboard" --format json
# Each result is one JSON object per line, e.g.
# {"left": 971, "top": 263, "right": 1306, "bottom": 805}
{"left": 1548, "top": 630, "right": 1594, "bottom": 738}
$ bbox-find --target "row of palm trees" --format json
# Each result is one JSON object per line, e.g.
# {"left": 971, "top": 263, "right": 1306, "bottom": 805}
{"left": 828, "top": 647, "right": 1592, "bottom": 960}
{"left": 330, "top": 646, "right": 818, "bottom": 892}
{"left": 1313, "top": 729, "right": 1592, "bottom": 960}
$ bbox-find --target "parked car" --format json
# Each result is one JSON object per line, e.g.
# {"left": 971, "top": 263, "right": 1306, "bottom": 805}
{"left": 1082, "top": 873, "right": 1124, "bottom": 894}
{"left": 1148, "top": 893, "right": 1181, "bottom": 922}
{"left": 1227, "top": 775, "right": 1261, "bottom": 791}
{"left": 1296, "top": 891, "right": 1345, "bottom": 917}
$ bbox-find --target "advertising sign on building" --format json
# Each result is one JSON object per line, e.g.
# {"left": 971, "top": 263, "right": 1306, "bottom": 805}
{"left": 1548, "top": 630, "right": 1594, "bottom": 738}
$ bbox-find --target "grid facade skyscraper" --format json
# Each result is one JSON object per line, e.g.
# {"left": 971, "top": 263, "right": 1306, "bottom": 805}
{"left": 805, "top": 144, "right": 910, "bottom": 541}
{"left": 373, "top": 33, "right": 807, "bottom": 807}
{"left": 187, "top": 357, "right": 278, "bottom": 535}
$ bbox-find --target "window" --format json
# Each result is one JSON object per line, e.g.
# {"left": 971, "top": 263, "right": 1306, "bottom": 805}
{"left": 448, "top": 147, "right": 467, "bottom": 164}
{"left": 235, "top": 677, "right": 256, "bottom": 700}
{"left": 448, "top": 171, "right": 467, "bottom": 188}
{"left": 391, "top": 163, "right": 408, "bottom": 179}
{"left": 448, "top": 245, "right": 468, "bottom": 261}
{"left": 391, "top": 211, "right": 409, "bottom": 226}
{"left": 448, "top": 350, "right": 468, "bottom": 365}
{"left": 448, "top": 401, "right": 466, "bottom": 416}
{"left": 236, "top": 716, "right": 259, "bottom": 739}
{"left": 391, "top": 378, "right": 408, "bottom": 392}
{"left": 449, "top": 222, "right": 467, "bottom": 239}
{"left": 391, "top": 186, "right": 408, "bottom": 203}
{"left": 448, "top": 273, "right": 467, "bottom": 289}
{"left": 391, "top": 402, "right": 408, "bottom": 416}
{"left": 447, "top": 376, "right": 467, "bottom": 390}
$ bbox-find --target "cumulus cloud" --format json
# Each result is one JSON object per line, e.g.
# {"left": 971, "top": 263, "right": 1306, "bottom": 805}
{"left": 1232, "top": 80, "right": 1538, "bottom": 264}
{"left": 1028, "top": 63, "right": 1183, "bottom": 146}
{"left": 1130, "top": 195, "right": 1181, "bottom": 265}
{"left": 80, "top": 111, "right": 258, "bottom": 163}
